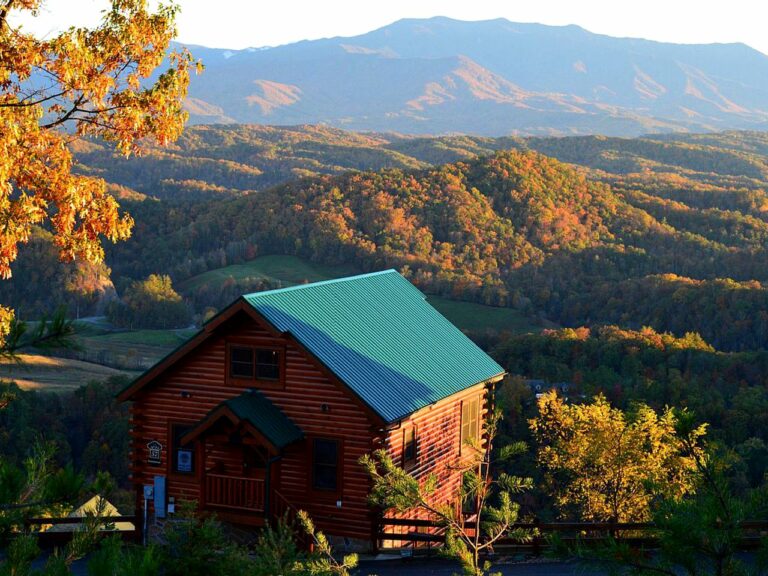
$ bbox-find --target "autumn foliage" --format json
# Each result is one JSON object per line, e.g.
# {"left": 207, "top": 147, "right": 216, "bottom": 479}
{"left": 530, "top": 391, "right": 706, "bottom": 522}
{"left": 0, "top": 0, "right": 197, "bottom": 344}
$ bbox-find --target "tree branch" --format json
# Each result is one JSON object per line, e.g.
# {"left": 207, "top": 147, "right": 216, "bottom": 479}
{"left": 41, "top": 94, "right": 86, "bottom": 129}
{"left": 0, "top": 499, "right": 57, "bottom": 511}
{"left": 0, "top": 90, "right": 66, "bottom": 108}
{"left": 69, "top": 115, "right": 118, "bottom": 131}
{"left": 74, "top": 103, "right": 129, "bottom": 115}
{"left": 0, "top": 0, "right": 14, "bottom": 33}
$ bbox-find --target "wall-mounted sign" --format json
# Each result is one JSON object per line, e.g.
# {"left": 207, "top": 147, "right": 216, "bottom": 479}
{"left": 176, "top": 449, "right": 193, "bottom": 473}
{"left": 147, "top": 440, "right": 163, "bottom": 466}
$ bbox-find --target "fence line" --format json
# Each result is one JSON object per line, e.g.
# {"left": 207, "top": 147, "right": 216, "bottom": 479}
{"left": 23, "top": 515, "right": 139, "bottom": 547}
{"left": 377, "top": 516, "right": 768, "bottom": 554}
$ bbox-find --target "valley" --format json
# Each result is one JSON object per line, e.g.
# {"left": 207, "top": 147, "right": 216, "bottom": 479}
{"left": 12, "top": 126, "right": 768, "bottom": 391}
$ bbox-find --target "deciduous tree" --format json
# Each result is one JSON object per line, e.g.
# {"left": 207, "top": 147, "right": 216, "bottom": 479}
{"left": 107, "top": 273, "right": 191, "bottom": 329}
{"left": 0, "top": 0, "right": 199, "bottom": 345}
{"left": 561, "top": 415, "right": 768, "bottom": 576}
{"left": 530, "top": 391, "right": 706, "bottom": 522}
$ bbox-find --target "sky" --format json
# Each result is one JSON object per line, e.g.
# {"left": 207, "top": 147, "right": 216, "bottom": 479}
{"left": 12, "top": 0, "right": 768, "bottom": 55}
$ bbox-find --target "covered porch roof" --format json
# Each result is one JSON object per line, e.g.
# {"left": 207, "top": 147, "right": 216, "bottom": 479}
{"left": 181, "top": 389, "right": 304, "bottom": 452}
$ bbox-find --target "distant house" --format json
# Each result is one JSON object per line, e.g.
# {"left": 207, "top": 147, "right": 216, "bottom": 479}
{"left": 44, "top": 496, "right": 135, "bottom": 533}
{"left": 526, "top": 379, "right": 571, "bottom": 399}
{"left": 119, "top": 270, "right": 505, "bottom": 549}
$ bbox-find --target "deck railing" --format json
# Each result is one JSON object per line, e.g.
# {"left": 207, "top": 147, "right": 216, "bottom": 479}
{"left": 377, "top": 517, "right": 768, "bottom": 554}
{"left": 205, "top": 474, "right": 265, "bottom": 512}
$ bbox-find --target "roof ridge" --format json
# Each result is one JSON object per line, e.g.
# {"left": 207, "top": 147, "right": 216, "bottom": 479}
{"left": 243, "top": 268, "right": 399, "bottom": 299}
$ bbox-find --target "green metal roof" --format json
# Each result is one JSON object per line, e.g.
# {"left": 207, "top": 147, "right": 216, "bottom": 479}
{"left": 243, "top": 270, "right": 505, "bottom": 423}
{"left": 192, "top": 390, "right": 304, "bottom": 450}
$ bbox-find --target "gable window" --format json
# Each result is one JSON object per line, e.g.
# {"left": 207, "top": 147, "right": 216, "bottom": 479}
{"left": 461, "top": 397, "right": 480, "bottom": 448}
{"left": 255, "top": 349, "right": 280, "bottom": 380}
{"left": 228, "top": 345, "right": 282, "bottom": 382}
{"left": 230, "top": 346, "right": 254, "bottom": 378}
{"left": 312, "top": 438, "right": 340, "bottom": 491}
{"left": 171, "top": 424, "right": 195, "bottom": 474}
{"left": 403, "top": 426, "right": 417, "bottom": 466}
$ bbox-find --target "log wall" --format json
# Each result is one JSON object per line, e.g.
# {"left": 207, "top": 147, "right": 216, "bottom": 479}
{"left": 383, "top": 383, "right": 489, "bottom": 525}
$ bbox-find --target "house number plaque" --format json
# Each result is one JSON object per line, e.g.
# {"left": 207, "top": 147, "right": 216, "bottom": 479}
{"left": 147, "top": 440, "right": 163, "bottom": 466}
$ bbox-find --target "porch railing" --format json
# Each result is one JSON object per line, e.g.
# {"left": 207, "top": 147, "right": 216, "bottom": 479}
{"left": 273, "top": 489, "right": 312, "bottom": 550}
{"left": 205, "top": 473, "right": 265, "bottom": 512}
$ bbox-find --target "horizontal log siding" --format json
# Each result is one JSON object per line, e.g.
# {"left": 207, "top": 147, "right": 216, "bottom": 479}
{"left": 383, "top": 384, "right": 488, "bottom": 527}
{"left": 129, "top": 312, "right": 379, "bottom": 540}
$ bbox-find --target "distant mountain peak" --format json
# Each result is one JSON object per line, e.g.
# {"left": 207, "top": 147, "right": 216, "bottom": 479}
{"left": 181, "top": 17, "right": 768, "bottom": 136}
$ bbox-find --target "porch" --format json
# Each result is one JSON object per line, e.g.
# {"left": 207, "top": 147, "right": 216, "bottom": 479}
{"left": 179, "top": 389, "right": 304, "bottom": 524}
{"left": 204, "top": 473, "right": 265, "bottom": 513}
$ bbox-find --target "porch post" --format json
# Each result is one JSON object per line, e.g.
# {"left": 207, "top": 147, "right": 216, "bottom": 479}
{"left": 265, "top": 454, "right": 282, "bottom": 520}
{"left": 264, "top": 459, "right": 271, "bottom": 519}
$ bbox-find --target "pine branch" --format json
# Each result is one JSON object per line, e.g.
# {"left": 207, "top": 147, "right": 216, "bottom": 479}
{"left": 1, "top": 306, "right": 77, "bottom": 357}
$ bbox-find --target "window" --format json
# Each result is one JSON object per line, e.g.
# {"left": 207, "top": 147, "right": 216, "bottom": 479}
{"left": 171, "top": 424, "right": 195, "bottom": 474}
{"left": 461, "top": 397, "right": 480, "bottom": 448}
{"left": 230, "top": 346, "right": 254, "bottom": 378}
{"left": 229, "top": 346, "right": 282, "bottom": 382}
{"left": 403, "top": 426, "right": 417, "bottom": 466}
{"left": 312, "top": 438, "right": 339, "bottom": 491}
{"left": 256, "top": 349, "right": 280, "bottom": 380}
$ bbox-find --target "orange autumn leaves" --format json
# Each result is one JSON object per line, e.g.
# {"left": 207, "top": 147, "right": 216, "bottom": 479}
{"left": 0, "top": 0, "right": 198, "bottom": 344}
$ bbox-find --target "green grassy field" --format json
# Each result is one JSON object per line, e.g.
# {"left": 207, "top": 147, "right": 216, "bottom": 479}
{"left": 179, "top": 254, "right": 361, "bottom": 291}
{"left": 181, "top": 254, "right": 546, "bottom": 335}
{"left": 426, "top": 296, "right": 546, "bottom": 333}
{"left": 69, "top": 327, "right": 197, "bottom": 371}
{"left": 16, "top": 255, "right": 546, "bottom": 392}
{"left": 92, "top": 328, "right": 197, "bottom": 346}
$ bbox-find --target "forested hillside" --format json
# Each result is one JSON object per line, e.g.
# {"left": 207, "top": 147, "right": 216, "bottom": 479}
{"left": 72, "top": 128, "right": 768, "bottom": 352}
{"left": 10, "top": 126, "right": 768, "bottom": 352}
{"left": 72, "top": 125, "right": 768, "bottom": 202}
{"left": 70, "top": 125, "right": 429, "bottom": 201}
{"left": 0, "top": 229, "right": 116, "bottom": 319}
{"left": 495, "top": 324, "right": 768, "bottom": 490}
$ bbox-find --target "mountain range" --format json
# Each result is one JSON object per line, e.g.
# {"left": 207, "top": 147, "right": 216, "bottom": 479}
{"left": 178, "top": 17, "right": 768, "bottom": 136}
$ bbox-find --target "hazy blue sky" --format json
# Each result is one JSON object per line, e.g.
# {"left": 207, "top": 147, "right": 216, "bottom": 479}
{"left": 13, "top": 0, "right": 768, "bottom": 55}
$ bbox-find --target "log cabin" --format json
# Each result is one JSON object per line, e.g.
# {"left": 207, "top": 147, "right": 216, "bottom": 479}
{"left": 118, "top": 269, "right": 505, "bottom": 550}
